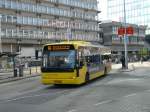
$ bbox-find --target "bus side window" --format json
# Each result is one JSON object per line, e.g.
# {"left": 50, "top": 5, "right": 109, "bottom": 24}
{"left": 93, "top": 55, "right": 100, "bottom": 64}
{"left": 96, "top": 55, "right": 100, "bottom": 64}
{"left": 90, "top": 55, "right": 94, "bottom": 66}
{"left": 78, "top": 51, "right": 85, "bottom": 67}
{"left": 102, "top": 55, "right": 110, "bottom": 64}
{"left": 85, "top": 56, "right": 90, "bottom": 66}
{"left": 100, "top": 55, "right": 103, "bottom": 64}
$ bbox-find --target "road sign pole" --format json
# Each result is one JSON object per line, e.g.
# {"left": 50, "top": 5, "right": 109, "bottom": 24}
{"left": 67, "top": 28, "right": 72, "bottom": 43}
{"left": 0, "top": 15, "right": 2, "bottom": 53}
{"left": 123, "top": 0, "right": 128, "bottom": 69}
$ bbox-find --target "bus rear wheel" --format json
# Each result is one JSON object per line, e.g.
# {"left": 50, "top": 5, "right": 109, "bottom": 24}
{"left": 85, "top": 72, "right": 90, "bottom": 82}
{"left": 104, "top": 67, "right": 107, "bottom": 75}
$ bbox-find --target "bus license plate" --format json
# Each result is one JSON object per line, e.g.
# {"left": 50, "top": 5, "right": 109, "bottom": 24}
{"left": 54, "top": 80, "right": 62, "bottom": 84}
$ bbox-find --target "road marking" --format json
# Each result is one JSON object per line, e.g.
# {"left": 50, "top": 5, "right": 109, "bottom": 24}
{"left": 20, "top": 86, "right": 45, "bottom": 94}
{"left": 2, "top": 89, "right": 69, "bottom": 103}
{"left": 146, "top": 90, "right": 150, "bottom": 92}
{"left": 94, "top": 100, "right": 112, "bottom": 106}
{"left": 68, "top": 109, "right": 77, "bottom": 112}
{"left": 107, "top": 78, "right": 140, "bottom": 84}
{"left": 0, "top": 76, "right": 40, "bottom": 86}
{"left": 124, "top": 93, "right": 137, "bottom": 98}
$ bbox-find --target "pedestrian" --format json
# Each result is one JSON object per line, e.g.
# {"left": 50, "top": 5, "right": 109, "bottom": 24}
{"left": 120, "top": 56, "right": 125, "bottom": 69}
{"left": 115, "top": 58, "right": 119, "bottom": 64}
{"left": 140, "top": 57, "right": 143, "bottom": 64}
{"left": 0, "top": 64, "right": 2, "bottom": 71}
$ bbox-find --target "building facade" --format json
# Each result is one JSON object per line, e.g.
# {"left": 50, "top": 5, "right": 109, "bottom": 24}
{"left": 100, "top": 21, "right": 146, "bottom": 61}
{"left": 0, "top": 0, "right": 101, "bottom": 57}
{"left": 107, "top": 0, "right": 150, "bottom": 34}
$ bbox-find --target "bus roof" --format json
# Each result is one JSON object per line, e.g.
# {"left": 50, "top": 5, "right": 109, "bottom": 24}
{"left": 44, "top": 41, "right": 108, "bottom": 48}
{"left": 43, "top": 41, "right": 111, "bottom": 55}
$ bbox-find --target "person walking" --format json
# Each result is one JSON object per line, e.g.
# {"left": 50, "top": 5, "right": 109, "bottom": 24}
{"left": 140, "top": 57, "right": 143, "bottom": 64}
{"left": 120, "top": 56, "right": 125, "bottom": 69}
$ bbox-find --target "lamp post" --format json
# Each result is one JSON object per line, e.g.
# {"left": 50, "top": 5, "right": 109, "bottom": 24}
{"left": 67, "top": 28, "right": 72, "bottom": 42}
{"left": 123, "top": 0, "right": 128, "bottom": 69}
{"left": 0, "top": 15, "right": 2, "bottom": 53}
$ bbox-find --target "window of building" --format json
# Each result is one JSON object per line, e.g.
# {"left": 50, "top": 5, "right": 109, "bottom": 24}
{"left": 23, "top": 17, "right": 28, "bottom": 24}
{"left": 17, "top": 16, "right": 23, "bottom": 24}
{"left": 1, "top": 29, "right": 6, "bottom": 37}
{"left": 11, "top": 1, "right": 17, "bottom": 9}
{"left": 33, "top": 18, "right": 38, "bottom": 25}
{"left": 12, "top": 29, "right": 17, "bottom": 37}
{"left": 12, "top": 16, "right": 17, "bottom": 23}
{"left": 33, "top": 4, "right": 37, "bottom": 12}
{"left": 7, "top": 15, "right": 12, "bottom": 23}
{"left": 17, "top": 2, "right": 22, "bottom": 10}
{"left": 5, "top": 0, "right": 11, "bottom": 8}
{"left": 22, "top": 3, "right": 29, "bottom": 11}
{"left": 6, "top": 29, "right": 13, "bottom": 37}
{"left": 28, "top": 17, "right": 33, "bottom": 25}
{"left": 19, "top": 30, "right": 23, "bottom": 37}
{"left": 1, "top": 14, "right": 7, "bottom": 22}
{"left": 23, "top": 30, "right": 29, "bottom": 37}
{"left": 28, "top": 4, "right": 33, "bottom": 12}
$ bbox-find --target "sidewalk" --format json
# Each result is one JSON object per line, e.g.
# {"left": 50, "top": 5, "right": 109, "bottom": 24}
{"left": 0, "top": 62, "right": 149, "bottom": 84}
{"left": 112, "top": 61, "right": 150, "bottom": 72}
{"left": 0, "top": 67, "right": 41, "bottom": 84}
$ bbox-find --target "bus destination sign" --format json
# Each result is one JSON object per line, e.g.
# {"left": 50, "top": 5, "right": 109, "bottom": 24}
{"left": 47, "top": 45, "right": 74, "bottom": 51}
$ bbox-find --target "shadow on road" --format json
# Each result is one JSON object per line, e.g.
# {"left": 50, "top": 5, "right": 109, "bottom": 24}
{"left": 43, "top": 74, "right": 108, "bottom": 90}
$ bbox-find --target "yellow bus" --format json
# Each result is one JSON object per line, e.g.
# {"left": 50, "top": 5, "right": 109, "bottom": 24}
{"left": 41, "top": 41, "right": 111, "bottom": 85}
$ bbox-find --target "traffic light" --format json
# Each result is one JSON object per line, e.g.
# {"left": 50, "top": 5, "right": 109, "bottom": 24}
{"left": 35, "top": 50, "right": 38, "bottom": 60}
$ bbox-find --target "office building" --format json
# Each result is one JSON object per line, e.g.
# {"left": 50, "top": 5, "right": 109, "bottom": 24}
{"left": 0, "top": 0, "right": 101, "bottom": 57}
{"left": 107, "top": 0, "right": 150, "bottom": 34}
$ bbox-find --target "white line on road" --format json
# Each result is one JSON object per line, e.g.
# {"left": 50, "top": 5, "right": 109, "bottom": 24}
{"left": 107, "top": 78, "right": 140, "bottom": 84}
{"left": 68, "top": 109, "right": 77, "bottom": 112}
{"left": 2, "top": 89, "right": 69, "bottom": 103}
{"left": 94, "top": 100, "right": 112, "bottom": 106}
{"left": 124, "top": 93, "right": 137, "bottom": 98}
{"left": 0, "top": 76, "right": 40, "bottom": 86}
{"left": 146, "top": 90, "right": 150, "bottom": 92}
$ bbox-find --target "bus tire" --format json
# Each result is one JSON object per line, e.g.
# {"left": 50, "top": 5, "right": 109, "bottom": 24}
{"left": 104, "top": 67, "right": 107, "bottom": 75}
{"left": 85, "top": 72, "right": 90, "bottom": 82}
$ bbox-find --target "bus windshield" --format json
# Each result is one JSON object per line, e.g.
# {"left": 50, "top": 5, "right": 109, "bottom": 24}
{"left": 42, "top": 50, "right": 75, "bottom": 69}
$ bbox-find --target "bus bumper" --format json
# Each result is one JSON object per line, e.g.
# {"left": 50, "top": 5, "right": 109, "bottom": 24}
{"left": 41, "top": 78, "right": 84, "bottom": 85}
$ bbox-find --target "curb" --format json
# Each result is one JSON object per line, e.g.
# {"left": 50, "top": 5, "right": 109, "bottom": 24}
{"left": 119, "top": 69, "right": 135, "bottom": 72}
{"left": 118, "top": 64, "right": 136, "bottom": 72}
{"left": 0, "top": 74, "right": 40, "bottom": 84}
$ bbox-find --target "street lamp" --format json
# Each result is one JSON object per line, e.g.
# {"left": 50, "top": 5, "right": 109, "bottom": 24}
{"left": 123, "top": 0, "right": 128, "bottom": 69}
{"left": 67, "top": 28, "right": 72, "bottom": 42}
{"left": 0, "top": 15, "right": 2, "bottom": 53}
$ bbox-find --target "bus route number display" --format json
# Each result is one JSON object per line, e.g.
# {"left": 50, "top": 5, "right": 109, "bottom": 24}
{"left": 47, "top": 45, "right": 72, "bottom": 51}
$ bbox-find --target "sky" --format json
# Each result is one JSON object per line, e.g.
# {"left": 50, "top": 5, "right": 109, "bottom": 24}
{"left": 98, "top": 0, "right": 107, "bottom": 20}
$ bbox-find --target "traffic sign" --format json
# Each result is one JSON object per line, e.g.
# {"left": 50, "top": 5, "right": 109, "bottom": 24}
{"left": 118, "top": 26, "right": 134, "bottom": 36}
{"left": 126, "top": 26, "right": 134, "bottom": 35}
{"left": 118, "top": 27, "right": 125, "bottom": 36}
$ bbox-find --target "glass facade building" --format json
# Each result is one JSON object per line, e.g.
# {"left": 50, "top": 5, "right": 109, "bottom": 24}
{"left": 0, "top": 0, "right": 101, "bottom": 54}
{"left": 107, "top": 0, "right": 150, "bottom": 34}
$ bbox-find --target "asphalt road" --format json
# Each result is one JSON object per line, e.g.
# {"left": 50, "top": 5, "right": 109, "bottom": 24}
{"left": 0, "top": 66, "right": 150, "bottom": 112}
